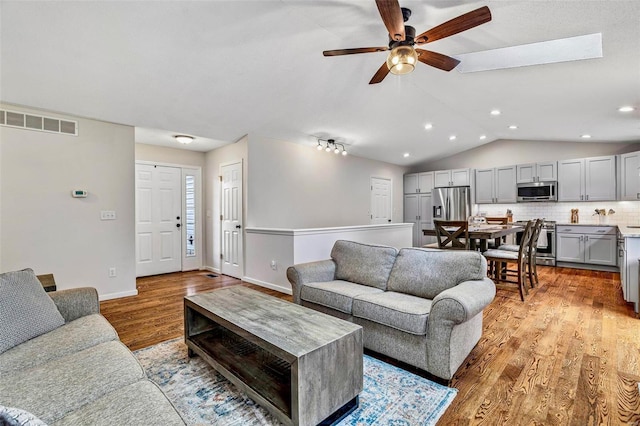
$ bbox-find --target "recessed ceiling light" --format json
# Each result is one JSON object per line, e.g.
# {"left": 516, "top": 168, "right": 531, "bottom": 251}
{"left": 490, "top": 109, "right": 501, "bottom": 116}
{"left": 581, "top": 134, "right": 592, "bottom": 139}
{"left": 403, "top": 153, "right": 410, "bottom": 158}
{"left": 174, "top": 135, "right": 194, "bottom": 144}
{"left": 479, "top": 135, "right": 487, "bottom": 140}
{"left": 424, "top": 123, "right": 433, "bottom": 130}
{"left": 508, "top": 125, "right": 518, "bottom": 130}
{"left": 618, "top": 106, "right": 635, "bottom": 113}
{"left": 449, "top": 135, "right": 457, "bottom": 141}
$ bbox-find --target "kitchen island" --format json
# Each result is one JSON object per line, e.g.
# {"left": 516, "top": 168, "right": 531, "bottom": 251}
{"left": 617, "top": 225, "right": 640, "bottom": 315}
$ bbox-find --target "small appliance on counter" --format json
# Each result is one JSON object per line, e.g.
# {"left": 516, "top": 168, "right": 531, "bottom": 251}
{"left": 571, "top": 209, "right": 579, "bottom": 223}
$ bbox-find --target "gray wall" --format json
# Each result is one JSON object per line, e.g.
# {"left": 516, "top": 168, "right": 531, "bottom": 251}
{"left": 0, "top": 104, "right": 136, "bottom": 299}
{"left": 409, "top": 139, "right": 640, "bottom": 172}
{"left": 247, "top": 134, "right": 408, "bottom": 228}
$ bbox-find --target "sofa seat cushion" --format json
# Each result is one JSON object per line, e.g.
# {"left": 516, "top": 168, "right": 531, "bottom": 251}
{"left": 53, "top": 380, "right": 185, "bottom": 426}
{"left": 352, "top": 292, "right": 432, "bottom": 335}
{"left": 387, "top": 248, "right": 487, "bottom": 299}
{"left": 0, "top": 340, "right": 145, "bottom": 424}
{"left": 301, "top": 280, "right": 384, "bottom": 314}
{"left": 331, "top": 240, "right": 398, "bottom": 290}
{"left": 0, "top": 269, "right": 65, "bottom": 354}
{"left": 0, "top": 314, "right": 118, "bottom": 375}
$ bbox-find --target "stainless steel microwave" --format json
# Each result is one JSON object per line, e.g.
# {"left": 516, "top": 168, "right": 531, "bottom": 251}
{"left": 516, "top": 181, "right": 557, "bottom": 202}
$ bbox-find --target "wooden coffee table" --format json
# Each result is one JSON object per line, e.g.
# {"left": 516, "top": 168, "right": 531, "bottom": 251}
{"left": 184, "top": 286, "right": 363, "bottom": 426}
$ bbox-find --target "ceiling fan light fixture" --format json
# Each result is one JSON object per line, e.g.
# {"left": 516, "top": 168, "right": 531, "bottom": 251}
{"left": 174, "top": 135, "right": 194, "bottom": 144}
{"left": 386, "top": 46, "right": 418, "bottom": 75}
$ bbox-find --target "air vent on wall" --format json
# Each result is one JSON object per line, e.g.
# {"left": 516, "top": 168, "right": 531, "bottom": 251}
{"left": 0, "top": 109, "right": 78, "bottom": 136}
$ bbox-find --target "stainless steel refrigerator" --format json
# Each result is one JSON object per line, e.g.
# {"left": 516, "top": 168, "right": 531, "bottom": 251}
{"left": 432, "top": 186, "right": 472, "bottom": 222}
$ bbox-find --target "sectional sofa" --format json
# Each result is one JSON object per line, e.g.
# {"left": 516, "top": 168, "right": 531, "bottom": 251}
{"left": 0, "top": 269, "right": 185, "bottom": 425}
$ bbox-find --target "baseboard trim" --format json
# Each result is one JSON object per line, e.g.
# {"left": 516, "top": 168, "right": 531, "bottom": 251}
{"left": 99, "top": 289, "right": 138, "bottom": 301}
{"left": 203, "top": 266, "right": 221, "bottom": 274}
{"left": 242, "top": 277, "right": 292, "bottom": 295}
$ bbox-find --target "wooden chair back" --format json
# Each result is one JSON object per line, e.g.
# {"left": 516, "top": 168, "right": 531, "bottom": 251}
{"left": 434, "top": 220, "right": 470, "bottom": 250}
{"left": 485, "top": 216, "right": 509, "bottom": 225}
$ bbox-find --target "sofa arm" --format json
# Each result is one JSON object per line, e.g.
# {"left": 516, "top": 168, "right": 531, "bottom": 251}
{"left": 49, "top": 287, "right": 100, "bottom": 323}
{"left": 430, "top": 277, "right": 496, "bottom": 326}
{"left": 286, "top": 259, "right": 336, "bottom": 304}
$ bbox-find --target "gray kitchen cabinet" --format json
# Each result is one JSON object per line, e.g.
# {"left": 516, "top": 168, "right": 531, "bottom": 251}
{"left": 558, "top": 155, "right": 616, "bottom": 202}
{"left": 556, "top": 225, "right": 617, "bottom": 267}
{"left": 516, "top": 161, "right": 557, "bottom": 183}
{"left": 404, "top": 193, "right": 433, "bottom": 247}
{"left": 618, "top": 232, "right": 640, "bottom": 313}
{"left": 434, "top": 168, "right": 470, "bottom": 187}
{"left": 475, "top": 166, "right": 516, "bottom": 204}
{"left": 404, "top": 172, "right": 434, "bottom": 194}
{"left": 620, "top": 151, "right": 640, "bottom": 200}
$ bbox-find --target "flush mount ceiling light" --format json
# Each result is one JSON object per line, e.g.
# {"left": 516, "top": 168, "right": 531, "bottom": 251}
{"left": 317, "top": 138, "right": 347, "bottom": 156}
{"left": 479, "top": 135, "right": 487, "bottom": 140}
{"left": 403, "top": 153, "right": 410, "bottom": 158}
{"left": 618, "top": 106, "right": 635, "bottom": 113}
{"left": 508, "top": 125, "right": 518, "bottom": 129}
{"left": 581, "top": 134, "right": 592, "bottom": 139}
{"left": 424, "top": 123, "right": 433, "bottom": 130}
{"left": 490, "top": 109, "right": 501, "bottom": 116}
{"left": 174, "top": 135, "right": 194, "bottom": 144}
{"left": 449, "top": 135, "right": 457, "bottom": 141}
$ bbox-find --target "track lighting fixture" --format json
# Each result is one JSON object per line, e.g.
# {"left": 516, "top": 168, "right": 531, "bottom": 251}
{"left": 316, "top": 138, "right": 347, "bottom": 156}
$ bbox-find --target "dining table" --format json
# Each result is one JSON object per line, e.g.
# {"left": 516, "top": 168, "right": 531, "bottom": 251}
{"left": 422, "top": 224, "right": 523, "bottom": 252}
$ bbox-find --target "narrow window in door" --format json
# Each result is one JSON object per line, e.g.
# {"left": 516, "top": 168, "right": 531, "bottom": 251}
{"left": 185, "top": 175, "right": 196, "bottom": 257}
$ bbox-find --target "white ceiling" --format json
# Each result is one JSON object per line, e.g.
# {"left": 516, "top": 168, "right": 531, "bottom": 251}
{"left": 1, "top": 1, "right": 638, "bottom": 166}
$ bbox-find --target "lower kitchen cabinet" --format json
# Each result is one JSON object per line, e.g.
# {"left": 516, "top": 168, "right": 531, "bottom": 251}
{"left": 556, "top": 225, "right": 617, "bottom": 267}
{"left": 404, "top": 193, "right": 434, "bottom": 247}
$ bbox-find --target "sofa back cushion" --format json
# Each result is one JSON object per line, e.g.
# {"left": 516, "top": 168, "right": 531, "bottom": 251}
{"left": 387, "top": 248, "right": 487, "bottom": 299}
{"left": 331, "top": 240, "right": 398, "bottom": 290}
{"left": 0, "top": 268, "right": 65, "bottom": 354}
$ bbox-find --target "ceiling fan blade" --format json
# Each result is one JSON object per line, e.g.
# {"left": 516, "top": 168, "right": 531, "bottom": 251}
{"left": 414, "top": 6, "right": 491, "bottom": 45}
{"left": 369, "top": 62, "right": 390, "bottom": 84}
{"left": 416, "top": 49, "right": 461, "bottom": 71}
{"left": 323, "top": 47, "right": 389, "bottom": 56}
{"left": 375, "top": 0, "right": 405, "bottom": 41}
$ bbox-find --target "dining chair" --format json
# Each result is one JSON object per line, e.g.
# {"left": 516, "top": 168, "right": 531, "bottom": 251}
{"left": 498, "top": 218, "right": 544, "bottom": 288}
{"left": 485, "top": 216, "right": 510, "bottom": 249}
{"left": 483, "top": 220, "right": 534, "bottom": 301}
{"left": 433, "top": 220, "right": 470, "bottom": 250}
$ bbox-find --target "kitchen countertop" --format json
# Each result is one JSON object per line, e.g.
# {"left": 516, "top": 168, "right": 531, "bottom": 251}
{"left": 554, "top": 223, "right": 640, "bottom": 237}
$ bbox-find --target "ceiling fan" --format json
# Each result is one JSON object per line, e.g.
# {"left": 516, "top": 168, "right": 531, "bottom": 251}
{"left": 323, "top": 0, "right": 491, "bottom": 84}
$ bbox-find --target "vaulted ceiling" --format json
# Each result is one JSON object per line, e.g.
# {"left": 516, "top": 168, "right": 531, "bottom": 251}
{"left": 1, "top": 1, "right": 638, "bottom": 165}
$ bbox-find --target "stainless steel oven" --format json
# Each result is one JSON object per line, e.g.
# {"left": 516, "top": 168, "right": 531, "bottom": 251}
{"left": 514, "top": 220, "right": 556, "bottom": 266}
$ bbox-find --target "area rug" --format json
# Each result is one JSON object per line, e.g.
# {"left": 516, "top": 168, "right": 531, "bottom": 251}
{"left": 134, "top": 339, "right": 457, "bottom": 425}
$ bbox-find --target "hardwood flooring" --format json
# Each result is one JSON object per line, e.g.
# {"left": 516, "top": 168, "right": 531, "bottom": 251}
{"left": 100, "top": 267, "right": 640, "bottom": 424}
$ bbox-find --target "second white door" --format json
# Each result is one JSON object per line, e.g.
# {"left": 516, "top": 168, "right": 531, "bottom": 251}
{"left": 221, "top": 161, "right": 244, "bottom": 279}
{"left": 371, "top": 177, "right": 392, "bottom": 224}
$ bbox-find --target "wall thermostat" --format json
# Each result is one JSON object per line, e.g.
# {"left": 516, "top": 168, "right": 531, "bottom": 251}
{"left": 71, "top": 190, "right": 88, "bottom": 198}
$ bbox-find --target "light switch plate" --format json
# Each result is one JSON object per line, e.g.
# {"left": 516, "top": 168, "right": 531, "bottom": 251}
{"left": 100, "top": 210, "right": 116, "bottom": 220}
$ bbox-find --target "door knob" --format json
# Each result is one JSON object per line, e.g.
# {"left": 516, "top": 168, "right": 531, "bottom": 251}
{"left": 235, "top": 225, "right": 242, "bottom": 229}
{"left": 176, "top": 216, "right": 180, "bottom": 220}
{"left": 176, "top": 223, "right": 181, "bottom": 228}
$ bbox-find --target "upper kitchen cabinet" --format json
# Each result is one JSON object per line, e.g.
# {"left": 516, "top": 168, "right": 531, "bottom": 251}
{"left": 516, "top": 161, "right": 557, "bottom": 183}
{"left": 620, "top": 151, "right": 640, "bottom": 200}
{"left": 558, "top": 155, "right": 616, "bottom": 202}
{"left": 475, "top": 166, "right": 516, "bottom": 204}
{"left": 404, "top": 172, "right": 434, "bottom": 194}
{"left": 434, "top": 168, "right": 470, "bottom": 187}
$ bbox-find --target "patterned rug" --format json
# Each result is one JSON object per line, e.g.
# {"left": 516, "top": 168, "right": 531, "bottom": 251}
{"left": 134, "top": 339, "right": 457, "bottom": 425}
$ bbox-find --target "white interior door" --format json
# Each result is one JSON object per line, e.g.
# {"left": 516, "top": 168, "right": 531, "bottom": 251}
{"left": 135, "top": 164, "right": 182, "bottom": 277}
{"left": 371, "top": 177, "right": 392, "bottom": 224}
{"left": 221, "top": 161, "right": 243, "bottom": 278}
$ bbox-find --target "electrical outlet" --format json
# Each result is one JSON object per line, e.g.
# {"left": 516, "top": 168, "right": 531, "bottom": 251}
{"left": 270, "top": 260, "right": 277, "bottom": 271}
{"left": 100, "top": 210, "right": 117, "bottom": 220}
{"left": 108, "top": 267, "right": 116, "bottom": 278}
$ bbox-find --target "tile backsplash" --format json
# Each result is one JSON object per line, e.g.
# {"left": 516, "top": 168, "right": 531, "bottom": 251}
{"left": 476, "top": 201, "right": 640, "bottom": 226}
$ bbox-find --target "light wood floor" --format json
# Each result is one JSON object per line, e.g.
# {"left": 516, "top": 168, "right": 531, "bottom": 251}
{"left": 100, "top": 267, "right": 640, "bottom": 424}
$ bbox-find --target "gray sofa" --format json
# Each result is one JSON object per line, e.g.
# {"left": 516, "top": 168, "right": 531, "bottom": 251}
{"left": 286, "top": 240, "right": 496, "bottom": 381}
{"left": 0, "top": 269, "right": 185, "bottom": 425}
